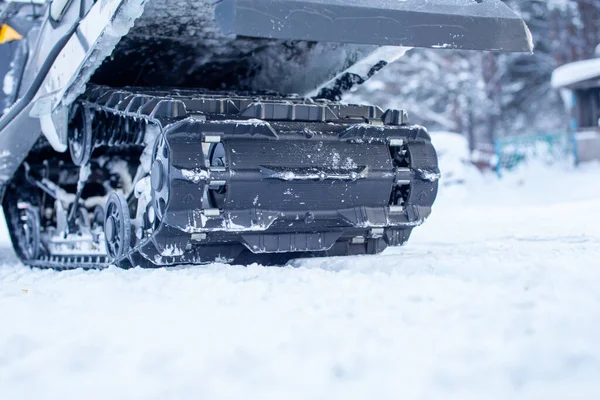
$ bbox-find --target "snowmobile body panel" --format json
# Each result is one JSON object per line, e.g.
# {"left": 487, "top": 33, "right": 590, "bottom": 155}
{"left": 0, "top": 0, "right": 41, "bottom": 115}
{"left": 216, "top": 0, "right": 533, "bottom": 51}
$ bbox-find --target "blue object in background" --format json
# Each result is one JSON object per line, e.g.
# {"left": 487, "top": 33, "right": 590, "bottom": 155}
{"left": 494, "top": 132, "right": 573, "bottom": 177}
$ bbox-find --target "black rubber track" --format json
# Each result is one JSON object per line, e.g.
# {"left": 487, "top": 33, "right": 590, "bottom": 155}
{"left": 4, "top": 85, "right": 438, "bottom": 270}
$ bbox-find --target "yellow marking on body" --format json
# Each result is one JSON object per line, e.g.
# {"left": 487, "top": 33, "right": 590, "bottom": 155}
{"left": 0, "top": 24, "right": 23, "bottom": 44}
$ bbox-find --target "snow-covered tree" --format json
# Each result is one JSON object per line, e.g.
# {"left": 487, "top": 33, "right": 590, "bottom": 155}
{"left": 347, "top": 0, "right": 599, "bottom": 151}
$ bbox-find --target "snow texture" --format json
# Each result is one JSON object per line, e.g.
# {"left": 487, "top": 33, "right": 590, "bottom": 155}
{"left": 1, "top": 161, "right": 600, "bottom": 398}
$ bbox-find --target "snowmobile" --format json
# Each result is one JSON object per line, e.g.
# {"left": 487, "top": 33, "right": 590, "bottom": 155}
{"left": 0, "top": 0, "right": 533, "bottom": 269}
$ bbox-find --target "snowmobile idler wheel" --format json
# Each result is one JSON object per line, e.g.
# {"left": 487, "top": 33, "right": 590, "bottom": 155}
{"left": 104, "top": 192, "right": 132, "bottom": 261}
{"left": 208, "top": 143, "right": 227, "bottom": 209}
{"left": 151, "top": 135, "right": 170, "bottom": 221}
{"left": 18, "top": 206, "right": 41, "bottom": 261}
{"left": 68, "top": 104, "right": 93, "bottom": 166}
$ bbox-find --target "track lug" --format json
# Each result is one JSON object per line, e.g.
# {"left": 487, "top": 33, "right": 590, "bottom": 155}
{"left": 149, "top": 100, "right": 188, "bottom": 119}
{"left": 382, "top": 109, "right": 409, "bottom": 126}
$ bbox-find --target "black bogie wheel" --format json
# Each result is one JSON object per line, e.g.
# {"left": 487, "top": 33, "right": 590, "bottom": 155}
{"left": 68, "top": 104, "right": 94, "bottom": 166}
{"left": 151, "top": 134, "right": 171, "bottom": 221}
{"left": 104, "top": 192, "right": 132, "bottom": 261}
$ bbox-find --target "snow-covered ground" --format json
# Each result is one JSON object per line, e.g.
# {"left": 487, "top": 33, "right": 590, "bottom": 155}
{"left": 1, "top": 161, "right": 600, "bottom": 399}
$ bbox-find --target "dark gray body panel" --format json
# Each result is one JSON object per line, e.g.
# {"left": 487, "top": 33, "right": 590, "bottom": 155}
{"left": 0, "top": 1, "right": 45, "bottom": 194}
{"left": 0, "top": 1, "right": 39, "bottom": 114}
{"left": 216, "top": 0, "right": 532, "bottom": 52}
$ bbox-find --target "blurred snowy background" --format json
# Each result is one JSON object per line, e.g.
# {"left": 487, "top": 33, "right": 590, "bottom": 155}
{"left": 348, "top": 0, "right": 600, "bottom": 169}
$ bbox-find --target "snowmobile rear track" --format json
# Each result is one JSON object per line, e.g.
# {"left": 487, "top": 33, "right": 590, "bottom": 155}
{"left": 5, "top": 85, "right": 440, "bottom": 269}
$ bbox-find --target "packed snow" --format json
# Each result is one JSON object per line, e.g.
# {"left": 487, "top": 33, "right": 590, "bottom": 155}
{"left": 1, "top": 160, "right": 600, "bottom": 399}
